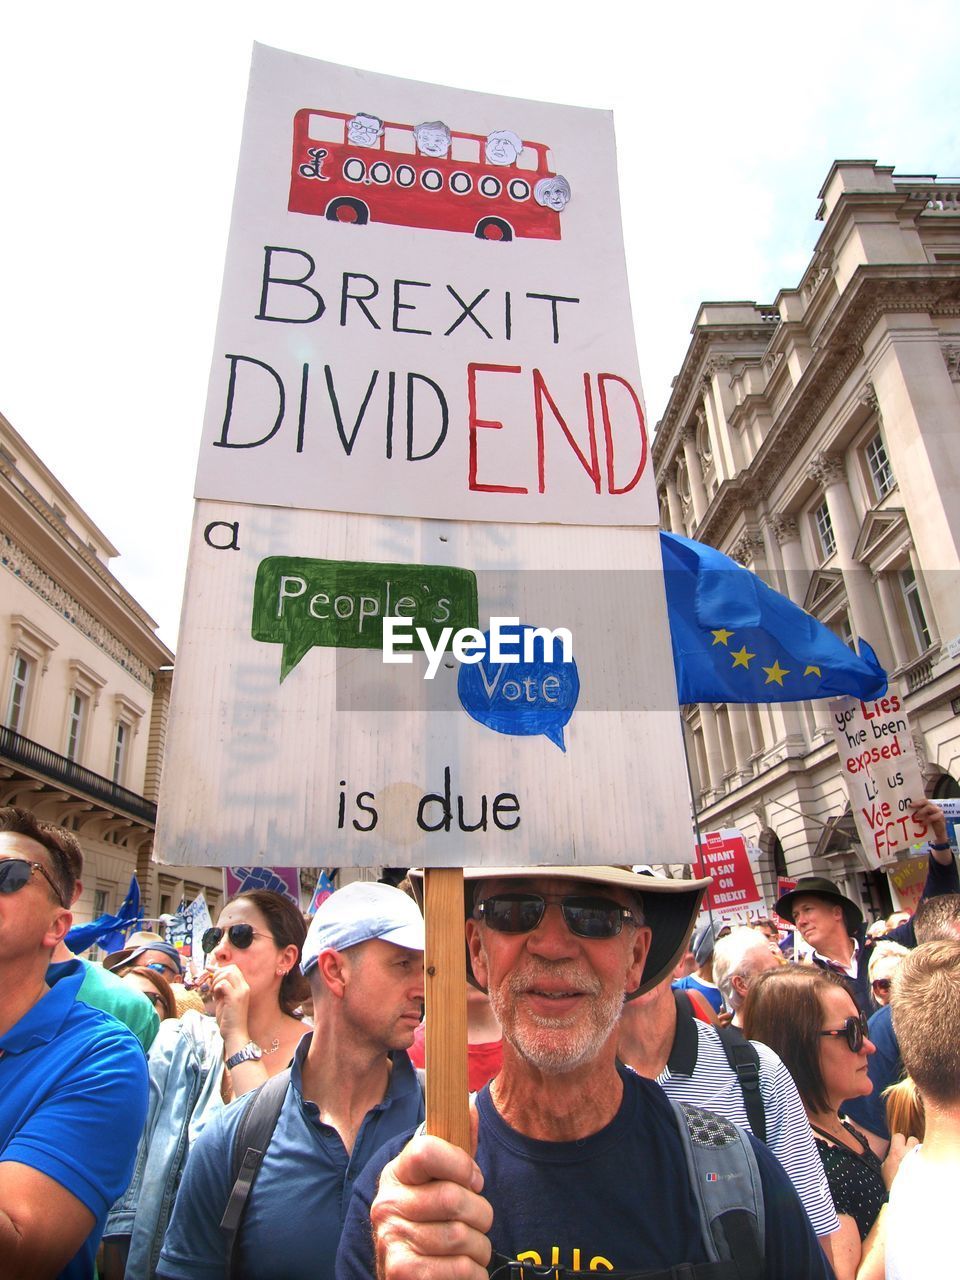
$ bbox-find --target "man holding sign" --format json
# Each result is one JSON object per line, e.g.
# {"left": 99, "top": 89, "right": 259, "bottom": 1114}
{"left": 775, "top": 800, "right": 957, "bottom": 1015}
{"left": 338, "top": 866, "right": 832, "bottom": 1279}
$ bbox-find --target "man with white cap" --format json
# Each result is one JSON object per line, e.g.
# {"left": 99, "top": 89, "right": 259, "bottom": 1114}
{"left": 157, "top": 881, "right": 426, "bottom": 1280}
{"left": 337, "top": 866, "right": 833, "bottom": 1280}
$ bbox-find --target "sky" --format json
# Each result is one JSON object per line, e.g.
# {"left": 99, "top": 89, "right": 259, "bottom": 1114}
{"left": 2, "top": 0, "right": 958, "bottom": 650}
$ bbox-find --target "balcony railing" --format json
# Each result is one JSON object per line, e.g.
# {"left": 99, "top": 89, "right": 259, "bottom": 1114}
{"left": 0, "top": 724, "right": 157, "bottom": 825}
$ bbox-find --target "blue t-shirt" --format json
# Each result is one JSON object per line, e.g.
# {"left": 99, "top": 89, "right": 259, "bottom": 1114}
{"left": 672, "top": 973, "right": 725, "bottom": 1014}
{"left": 157, "top": 1036, "right": 425, "bottom": 1280}
{"left": 843, "top": 1004, "right": 901, "bottom": 1142}
{"left": 336, "top": 1065, "right": 833, "bottom": 1279}
{"left": 0, "top": 959, "right": 149, "bottom": 1280}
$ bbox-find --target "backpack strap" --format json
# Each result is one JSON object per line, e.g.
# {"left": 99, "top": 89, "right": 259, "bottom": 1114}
{"left": 220, "top": 1068, "right": 291, "bottom": 1277}
{"left": 712, "top": 1024, "right": 766, "bottom": 1144}
{"left": 668, "top": 1100, "right": 765, "bottom": 1280}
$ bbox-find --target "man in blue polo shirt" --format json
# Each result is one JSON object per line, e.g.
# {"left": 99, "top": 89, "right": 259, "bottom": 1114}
{"left": 0, "top": 806, "right": 149, "bottom": 1279}
{"left": 157, "top": 881, "right": 427, "bottom": 1280}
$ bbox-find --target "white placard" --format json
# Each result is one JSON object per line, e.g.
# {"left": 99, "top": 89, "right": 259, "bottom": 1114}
{"left": 155, "top": 47, "right": 690, "bottom": 869}
{"left": 830, "top": 693, "right": 928, "bottom": 868}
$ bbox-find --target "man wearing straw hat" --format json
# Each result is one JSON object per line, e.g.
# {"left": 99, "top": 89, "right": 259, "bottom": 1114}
{"left": 337, "top": 866, "right": 832, "bottom": 1279}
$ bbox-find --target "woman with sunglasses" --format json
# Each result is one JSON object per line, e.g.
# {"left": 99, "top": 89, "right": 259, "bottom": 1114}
{"left": 866, "top": 940, "right": 908, "bottom": 1010}
{"left": 200, "top": 889, "right": 310, "bottom": 1099}
{"left": 743, "top": 966, "right": 913, "bottom": 1280}
{"left": 101, "top": 889, "right": 309, "bottom": 1280}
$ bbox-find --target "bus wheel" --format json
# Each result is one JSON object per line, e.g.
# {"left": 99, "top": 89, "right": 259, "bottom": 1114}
{"left": 325, "top": 198, "right": 369, "bottom": 225}
{"left": 475, "top": 217, "right": 513, "bottom": 242}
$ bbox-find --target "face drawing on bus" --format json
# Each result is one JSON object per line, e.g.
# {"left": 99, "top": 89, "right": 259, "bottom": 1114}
{"left": 485, "top": 130, "right": 524, "bottom": 166}
{"left": 534, "top": 174, "right": 572, "bottom": 212}
{"left": 414, "top": 120, "right": 452, "bottom": 157}
{"left": 347, "top": 113, "right": 384, "bottom": 147}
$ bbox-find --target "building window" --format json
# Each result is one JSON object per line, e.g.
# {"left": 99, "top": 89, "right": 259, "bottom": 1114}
{"left": 814, "top": 500, "right": 836, "bottom": 560}
{"left": 4, "top": 652, "right": 32, "bottom": 733}
{"left": 900, "top": 567, "right": 932, "bottom": 651}
{"left": 865, "top": 432, "right": 895, "bottom": 500}
{"left": 65, "top": 692, "right": 87, "bottom": 761}
{"left": 832, "top": 612, "right": 855, "bottom": 649}
{"left": 112, "top": 721, "right": 129, "bottom": 784}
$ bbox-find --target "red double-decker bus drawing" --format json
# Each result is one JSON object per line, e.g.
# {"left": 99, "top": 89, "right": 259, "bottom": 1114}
{"left": 288, "top": 109, "right": 568, "bottom": 242}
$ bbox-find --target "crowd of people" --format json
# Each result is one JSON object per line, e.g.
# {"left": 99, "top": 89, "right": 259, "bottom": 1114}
{"left": 2, "top": 798, "right": 958, "bottom": 1279}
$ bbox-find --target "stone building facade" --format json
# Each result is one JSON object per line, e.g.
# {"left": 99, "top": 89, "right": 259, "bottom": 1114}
{"left": 0, "top": 410, "right": 225, "bottom": 936}
{"left": 653, "top": 160, "right": 960, "bottom": 919}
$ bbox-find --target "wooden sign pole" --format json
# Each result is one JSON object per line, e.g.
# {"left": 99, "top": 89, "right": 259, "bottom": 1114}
{"left": 423, "top": 866, "right": 470, "bottom": 1152}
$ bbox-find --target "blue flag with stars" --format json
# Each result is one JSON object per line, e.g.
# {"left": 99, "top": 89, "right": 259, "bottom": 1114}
{"left": 660, "top": 532, "right": 888, "bottom": 704}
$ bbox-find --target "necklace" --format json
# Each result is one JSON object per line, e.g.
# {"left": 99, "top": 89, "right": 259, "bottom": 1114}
{"left": 260, "top": 1037, "right": 281, "bottom": 1055}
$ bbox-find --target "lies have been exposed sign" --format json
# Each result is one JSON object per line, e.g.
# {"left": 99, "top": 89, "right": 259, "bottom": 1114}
{"left": 155, "top": 45, "right": 689, "bottom": 869}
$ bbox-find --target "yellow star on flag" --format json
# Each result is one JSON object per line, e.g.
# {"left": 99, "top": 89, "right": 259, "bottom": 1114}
{"left": 804, "top": 665, "right": 821, "bottom": 677}
{"left": 731, "top": 646, "right": 755, "bottom": 669}
{"left": 711, "top": 629, "right": 734, "bottom": 646}
{"left": 763, "top": 659, "right": 790, "bottom": 686}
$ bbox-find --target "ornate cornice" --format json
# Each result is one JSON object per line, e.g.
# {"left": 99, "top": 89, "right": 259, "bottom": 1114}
{"left": 808, "top": 451, "right": 846, "bottom": 488}
{"left": 0, "top": 532, "right": 154, "bottom": 690}
{"left": 729, "top": 531, "right": 765, "bottom": 566}
{"left": 771, "top": 515, "right": 799, "bottom": 545}
{"left": 693, "top": 268, "right": 960, "bottom": 548}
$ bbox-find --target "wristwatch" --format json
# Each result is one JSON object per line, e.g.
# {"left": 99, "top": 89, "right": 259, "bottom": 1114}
{"left": 929, "top": 841, "right": 952, "bottom": 851}
{"left": 225, "top": 1041, "right": 263, "bottom": 1068}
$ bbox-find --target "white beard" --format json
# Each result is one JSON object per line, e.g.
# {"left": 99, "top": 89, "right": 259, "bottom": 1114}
{"left": 485, "top": 950, "right": 626, "bottom": 1075}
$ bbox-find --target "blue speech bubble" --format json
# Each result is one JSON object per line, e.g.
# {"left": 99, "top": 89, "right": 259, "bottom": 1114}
{"left": 457, "top": 623, "right": 580, "bottom": 751}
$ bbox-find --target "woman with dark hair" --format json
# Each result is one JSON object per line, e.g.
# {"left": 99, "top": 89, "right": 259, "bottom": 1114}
{"left": 102, "top": 890, "right": 309, "bottom": 1278}
{"left": 743, "top": 966, "right": 910, "bottom": 1280}
{"left": 121, "top": 965, "right": 178, "bottom": 1021}
{"left": 201, "top": 888, "right": 310, "bottom": 1099}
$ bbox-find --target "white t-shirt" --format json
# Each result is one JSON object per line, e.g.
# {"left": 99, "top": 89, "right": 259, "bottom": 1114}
{"left": 885, "top": 1144, "right": 958, "bottom": 1279}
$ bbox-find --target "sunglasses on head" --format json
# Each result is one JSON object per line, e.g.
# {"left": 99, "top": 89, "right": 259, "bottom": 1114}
{"left": 144, "top": 961, "right": 179, "bottom": 978}
{"left": 475, "top": 892, "right": 637, "bottom": 940}
{"left": 201, "top": 923, "right": 272, "bottom": 954}
{"left": 819, "top": 1012, "right": 870, "bottom": 1052}
{"left": 0, "top": 857, "right": 66, "bottom": 907}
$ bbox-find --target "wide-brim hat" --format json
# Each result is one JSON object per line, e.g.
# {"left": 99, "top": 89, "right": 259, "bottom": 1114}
{"left": 103, "top": 930, "right": 183, "bottom": 975}
{"left": 409, "top": 866, "right": 708, "bottom": 999}
{"left": 775, "top": 877, "right": 863, "bottom": 933}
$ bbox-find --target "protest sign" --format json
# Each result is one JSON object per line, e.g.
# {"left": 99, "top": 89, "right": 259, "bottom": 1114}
{"left": 830, "top": 693, "right": 933, "bottom": 868}
{"left": 886, "top": 855, "right": 929, "bottom": 915}
{"left": 224, "top": 866, "right": 302, "bottom": 907}
{"left": 166, "top": 893, "right": 213, "bottom": 975}
{"left": 692, "top": 829, "right": 765, "bottom": 919}
{"left": 155, "top": 45, "right": 689, "bottom": 868}
{"left": 775, "top": 877, "right": 798, "bottom": 928}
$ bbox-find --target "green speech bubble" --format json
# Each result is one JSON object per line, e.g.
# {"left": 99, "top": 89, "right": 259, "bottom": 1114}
{"left": 252, "top": 556, "right": 479, "bottom": 682}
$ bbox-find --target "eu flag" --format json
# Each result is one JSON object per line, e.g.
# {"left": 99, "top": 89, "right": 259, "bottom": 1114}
{"left": 65, "top": 874, "right": 141, "bottom": 955}
{"left": 660, "top": 532, "right": 888, "bottom": 704}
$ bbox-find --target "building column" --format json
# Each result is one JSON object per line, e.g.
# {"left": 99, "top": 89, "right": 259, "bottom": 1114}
{"left": 680, "top": 426, "right": 709, "bottom": 525}
{"left": 698, "top": 704, "right": 724, "bottom": 795}
{"left": 865, "top": 314, "right": 960, "bottom": 644}
{"left": 664, "top": 470, "right": 685, "bottom": 533}
{"left": 808, "top": 452, "right": 894, "bottom": 672}
{"left": 731, "top": 529, "right": 808, "bottom": 756}
{"left": 873, "top": 572, "right": 910, "bottom": 668}
{"left": 772, "top": 514, "right": 832, "bottom": 739}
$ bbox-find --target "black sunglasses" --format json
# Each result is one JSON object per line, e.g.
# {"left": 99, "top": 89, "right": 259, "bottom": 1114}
{"left": 475, "top": 892, "right": 637, "bottom": 940}
{"left": 201, "top": 923, "right": 272, "bottom": 954}
{"left": 819, "top": 1013, "right": 869, "bottom": 1053}
{"left": 872, "top": 978, "right": 892, "bottom": 993}
{"left": 0, "top": 857, "right": 66, "bottom": 907}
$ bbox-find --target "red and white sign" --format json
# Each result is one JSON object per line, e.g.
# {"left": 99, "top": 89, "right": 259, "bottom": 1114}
{"left": 693, "top": 828, "right": 765, "bottom": 918}
{"left": 775, "top": 877, "right": 798, "bottom": 927}
{"left": 830, "top": 694, "right": 932, "bottom": 868}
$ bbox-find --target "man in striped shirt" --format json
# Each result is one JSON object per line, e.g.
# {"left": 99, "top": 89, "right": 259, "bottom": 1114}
{"left": 620, "top": 976, "right": 839, "bottom": 1268}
